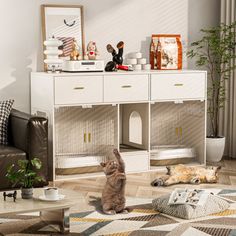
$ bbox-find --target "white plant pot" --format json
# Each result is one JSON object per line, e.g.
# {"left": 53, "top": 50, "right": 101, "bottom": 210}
{"left": 21, "top": 187, "right": 33, "bottom": 199}
{"left": 206, "top": 137, "right": 225, "bottom": 162}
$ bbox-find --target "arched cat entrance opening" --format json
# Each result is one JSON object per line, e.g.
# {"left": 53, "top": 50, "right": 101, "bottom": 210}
{"left": 120, "top": 103, "right": 149, "bottom": 151}
{"left": 129, "top": 111, "right": 142, "bottom": 145}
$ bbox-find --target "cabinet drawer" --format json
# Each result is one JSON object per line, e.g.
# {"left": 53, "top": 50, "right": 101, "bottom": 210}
{"left": 151, "top": 73, "right": 206, "bottom": 101}
{"left": 104, "top": 75, "right": 149, "bottom": 102}
{"left": 55, "top": 76, "right": 103, "bottom": 105}
{"left": 121, "top": 151, "right": 149, "bottom": 172}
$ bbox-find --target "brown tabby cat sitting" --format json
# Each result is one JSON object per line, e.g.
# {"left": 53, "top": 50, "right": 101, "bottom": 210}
{"left": 100, "top": 149, "right": 128, "bottom": 215}
{"left": 151, "top": 164, "right": 221, "bottom": 187}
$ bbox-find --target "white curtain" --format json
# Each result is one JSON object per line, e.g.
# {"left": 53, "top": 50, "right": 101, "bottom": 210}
{"left": 219, "top": 0, "right": 236, "bottom": 158}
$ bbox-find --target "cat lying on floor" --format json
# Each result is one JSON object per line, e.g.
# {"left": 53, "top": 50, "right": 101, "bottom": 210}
{"left": 100, "top": 149, "right": 129, "bottom": 215}
{"left": 151, "top": 164, "right": 221, "bottom": 187}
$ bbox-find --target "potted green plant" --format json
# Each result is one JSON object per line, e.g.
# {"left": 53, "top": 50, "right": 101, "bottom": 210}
{"left": 187, "top": 22, "right": 236, "bottom": 162}
{"left": 6, "top": 158, "right": 44, "bottom": 199}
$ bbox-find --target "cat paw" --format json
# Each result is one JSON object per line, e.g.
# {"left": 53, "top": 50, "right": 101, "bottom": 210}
{"left": 113, "top": 149, "right": 118, "bottom": 154}
{"left": 118, "top": 173, "right": 126, "bottom": 179}
{"left": 113, "top": 149, "right": 120, "bottom": 158}
{"left": 151, "top": 178, "right": 165, "bottom": 187}
{"left": 103, "top": 210, "right": 116, "bottom": 215}
{"left": 191, "top": 177, "right": 201, "bottom": 184}
{"left": 120, "top": 209, "right": 129, "bottom": 214}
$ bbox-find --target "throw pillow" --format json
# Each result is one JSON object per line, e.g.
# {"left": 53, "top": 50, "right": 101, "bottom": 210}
{"left": 0, "top": 99, "right": 14, "bottom": 145}
{"left": 152, "top": 193, "right": 229, "bottom": 219}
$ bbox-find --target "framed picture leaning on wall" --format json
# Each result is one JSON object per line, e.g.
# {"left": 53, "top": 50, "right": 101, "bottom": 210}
{"left": 41, "top": 4, "right": 85, "bottom": 69}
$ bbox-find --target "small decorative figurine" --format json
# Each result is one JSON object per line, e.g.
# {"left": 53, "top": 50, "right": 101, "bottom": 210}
{"left": 3, "top": 191, "right": 17, "bottom": 202}
{"left": 85, "top": 41, "right": 99, "bottom": 60}
{"left": 105, "top": 41, "right": 128, "bottom": 72}
{"left": 105, "top": 61, "right": 132, "bottom": 72}
{"left": 70, "top": 39, "right": 80, "bottom": 61}
{"left": 106, "top": 41, "right": 124, "bottom": 65}
{"left": 44, "top": 36, "right": 63, "bottom": 73}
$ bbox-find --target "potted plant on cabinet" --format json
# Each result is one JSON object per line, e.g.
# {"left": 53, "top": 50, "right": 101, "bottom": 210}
{"left": 6, "top": 158, "right": 44, "bottom": 199}
{"left": 187, "top": 22, "right": 236, "bottom": 162}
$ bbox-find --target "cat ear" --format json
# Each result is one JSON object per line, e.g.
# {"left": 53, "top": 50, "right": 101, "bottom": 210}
{"left": 100, "top": 162, "right": 106, "bottom": 167}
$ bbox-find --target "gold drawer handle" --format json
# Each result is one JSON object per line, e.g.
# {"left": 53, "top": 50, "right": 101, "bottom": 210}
{"left": 84, "top": 133, "right": 87, "bottom": 143}
{"left": 174, "top": 83, "right": 184, "bottom": 87}
{"left": 121, "top": 85, "right": 132, "bottom": 88}
{"left": 88, "top": 133, "right": 91, "bottom": 143}
{"left": 74, "top": 86, "right": 85, "bottom": 90}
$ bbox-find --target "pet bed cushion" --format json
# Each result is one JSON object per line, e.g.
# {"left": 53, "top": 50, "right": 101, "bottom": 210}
{"left": 0, "top": 100, "right": 14, "bottom": 145}
{"left": 152, "top": 194, "right": 229, "bottom": 219}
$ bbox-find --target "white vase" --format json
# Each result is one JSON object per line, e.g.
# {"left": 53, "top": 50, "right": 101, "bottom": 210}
{"left": 206, "top": 137, "right": 226, "bottom": 162}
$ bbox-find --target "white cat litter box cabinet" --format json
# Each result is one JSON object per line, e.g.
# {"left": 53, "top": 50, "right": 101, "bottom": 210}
{"left": 31, "top": 70, "right": 207, "bottom": 181}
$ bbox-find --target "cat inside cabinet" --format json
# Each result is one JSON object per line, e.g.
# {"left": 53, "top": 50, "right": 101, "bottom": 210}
{"left": 150, "top": 101, "right": 206, "bottom": 169}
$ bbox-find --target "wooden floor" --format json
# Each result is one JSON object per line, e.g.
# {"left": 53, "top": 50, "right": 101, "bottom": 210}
{"left": 54, "top": 160, "right": 236, "bottom": 206}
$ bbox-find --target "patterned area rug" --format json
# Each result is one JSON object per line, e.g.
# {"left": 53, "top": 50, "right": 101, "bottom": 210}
{"left": 1, "top": 189, "right": 236, "bottom": 235}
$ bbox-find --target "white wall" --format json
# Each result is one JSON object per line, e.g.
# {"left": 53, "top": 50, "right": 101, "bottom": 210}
{"left": 188, "top": 0, "right": 221, "bottom": 135}
{"left": 188, "top": 0, "right": 221, "bottom": 68}
{"left": 0, "top": 0, "right": 220, "bottom": 113}
{"left": 0, "top": 0, "right": 189, "bottom": 112}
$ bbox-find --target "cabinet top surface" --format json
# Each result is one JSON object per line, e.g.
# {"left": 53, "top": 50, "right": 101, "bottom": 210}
{"left": 32, "top": 70, "right": 207, "bottom": 77}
